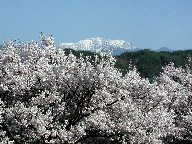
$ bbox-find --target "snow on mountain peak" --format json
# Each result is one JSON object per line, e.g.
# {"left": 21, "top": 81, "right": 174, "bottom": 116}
{"left": 60, "top": 37, "right": 136, "bottom": 55}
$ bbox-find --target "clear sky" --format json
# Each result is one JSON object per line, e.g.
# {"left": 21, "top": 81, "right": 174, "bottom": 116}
{"left": 0, "top": 0, "right": 192, "bottom": 50}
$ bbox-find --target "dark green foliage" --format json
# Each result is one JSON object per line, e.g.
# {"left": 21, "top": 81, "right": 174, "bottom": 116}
{"left": 116, "top": 49, "right": 192, "bottom": 81}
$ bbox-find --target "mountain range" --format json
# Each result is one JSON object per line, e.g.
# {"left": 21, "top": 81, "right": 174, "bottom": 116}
{"left": 60, "top": 37, "right": 136, "bottom": 55}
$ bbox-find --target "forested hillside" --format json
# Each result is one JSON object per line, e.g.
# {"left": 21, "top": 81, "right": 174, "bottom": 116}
{"left": 115, "top": 49, "right": 192, "bottom": 80}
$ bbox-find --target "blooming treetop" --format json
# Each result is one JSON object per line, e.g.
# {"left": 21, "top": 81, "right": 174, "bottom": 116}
{"left": 0, "top": 33, "right": 191, "bottom": 144}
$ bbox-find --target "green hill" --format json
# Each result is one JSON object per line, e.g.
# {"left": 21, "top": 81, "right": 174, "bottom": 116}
{"left": 115, "top": 49, "right": 192, "bottom": 81}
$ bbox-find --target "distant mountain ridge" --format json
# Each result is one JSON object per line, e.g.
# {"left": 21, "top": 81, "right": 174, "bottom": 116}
{"left": 155, "top": 47, "right": 173, "bottom": 52}
{"left": 60, "top": 37, "right": 136, "bottom": 55}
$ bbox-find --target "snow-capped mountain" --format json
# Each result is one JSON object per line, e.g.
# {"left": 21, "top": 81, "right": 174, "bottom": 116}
{"left": 60, "top": 37, "right": 136, "bottom": 55}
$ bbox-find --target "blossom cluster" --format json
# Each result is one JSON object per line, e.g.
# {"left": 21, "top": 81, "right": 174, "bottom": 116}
{"left": 0, "top": 33, "right": 191, "bottom": 144}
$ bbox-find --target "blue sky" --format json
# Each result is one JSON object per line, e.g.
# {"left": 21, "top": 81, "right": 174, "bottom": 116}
{"left": 0, "top": 0, "right": 192, "bottom": 50}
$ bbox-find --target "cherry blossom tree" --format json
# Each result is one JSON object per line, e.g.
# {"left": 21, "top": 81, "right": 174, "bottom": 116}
{"left": 0, "top": 33, "right": 191, "bottom": 144}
